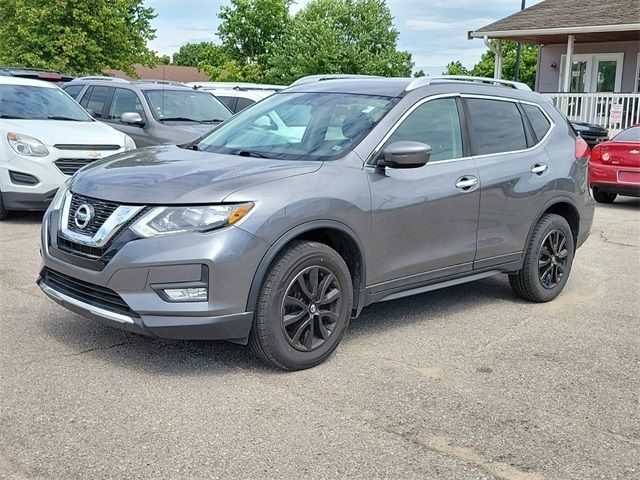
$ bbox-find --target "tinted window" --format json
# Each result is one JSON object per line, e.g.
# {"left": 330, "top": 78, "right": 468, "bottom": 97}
{"left": 80, "top": 86, "right": 110, "bottom": 118}
{"left": 236, "top": 97, "right": 255, "bottom": 112}
{"left": 62, "top": 84, "right": 83, "bottom": 99}
{"left": 466, "top": 98, "right": 527, "bottom": 155}
{"left": 386, "top": 98, "right": 463, "bottom": 162}
{"left": 0, "top": 84, "right": 92, "bottom": 121}
{"left": 613, "top": 127, "right": 640, "bottom": 142}
{"left": 217, "top": 95, "right": 237, "bottom": 111}
{"left": 107, "top": 88, "right": 145, "bottom": 122}
{"left": 523, "top": 104, "right": 551, "bottom": 141}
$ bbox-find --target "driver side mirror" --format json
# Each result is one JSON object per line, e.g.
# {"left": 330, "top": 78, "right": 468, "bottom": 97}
{"left": 121, "top": 112, "right": 145, "bottom": 126}
{"left": 377, "top": 141, "right": 431, "bottom": 169}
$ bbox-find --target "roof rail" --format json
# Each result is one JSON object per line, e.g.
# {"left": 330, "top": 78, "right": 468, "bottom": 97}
{"left": 133, "top": 79, "right": 189, "bottom": 87}
{"left": 406, "top": 75, "right": 532, "bottom": 91}
{"left": 73, "top": 76, "right": 127, "bottom": 82}
{"left": 290, "top": 74, "right": 383, "bottom": 86}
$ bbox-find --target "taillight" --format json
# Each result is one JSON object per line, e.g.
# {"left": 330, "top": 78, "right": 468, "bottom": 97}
{"left": 575, "top": 136, "right": 590, "bottom": 159}
{"left": 591, "top": 145, "right": 610, "bottom": 163}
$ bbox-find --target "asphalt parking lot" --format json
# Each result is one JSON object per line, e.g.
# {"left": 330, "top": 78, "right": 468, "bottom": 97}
{"left": 1, "top": 199, "right": 639, "bottom": 480}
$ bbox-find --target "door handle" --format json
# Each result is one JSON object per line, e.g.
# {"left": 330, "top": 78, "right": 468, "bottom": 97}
{"left": 455, "top": 176, "right": 478, "bottom": 191}
{"left": 531, "top": 164, "right": 548, "bottom": 175}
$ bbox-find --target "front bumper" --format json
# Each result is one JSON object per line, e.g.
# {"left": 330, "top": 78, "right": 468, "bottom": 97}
{"left": 38, "top": 208, "right": 270, "bottom": 343}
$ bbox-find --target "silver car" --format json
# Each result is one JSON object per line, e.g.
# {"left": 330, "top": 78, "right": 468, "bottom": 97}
{"left": 38, "top": 76, "right": 595, "bottom": 370}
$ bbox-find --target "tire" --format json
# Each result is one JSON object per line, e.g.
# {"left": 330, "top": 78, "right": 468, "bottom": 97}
{"left": 249, "top": 240, "right": 353, "bottom": 370}
{"left": 0, "top": 191, "right": 8, "bottom": 221}
{"left": 509, "top": 214, "right": 575, "bottom": 303}
{"left": 592, "top": 187, "right": 617, "bottom": 204}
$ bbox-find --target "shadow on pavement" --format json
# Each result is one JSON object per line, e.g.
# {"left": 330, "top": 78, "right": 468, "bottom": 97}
{"left": 1, "top": 210, "right": 45, "bottom": 225}
{"left": 40, "top": 275, "right": 517, "bottom": 374}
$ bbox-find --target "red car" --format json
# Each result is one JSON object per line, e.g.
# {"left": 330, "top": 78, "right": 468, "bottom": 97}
{"left": 589, "top": 125, "right": 640, "bottom": 203}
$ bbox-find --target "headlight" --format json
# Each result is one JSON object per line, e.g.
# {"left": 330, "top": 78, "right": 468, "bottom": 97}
{"left": 7, "top": 132, "right": 49, "bottom": 157}
{"left": 130, "top": 203, "right": 254, "bottom": 237}
{"left": 47, "top": 179, "right": 70, "bottom": 213}
{"left": 124, "top": 135, "right": 136, "bottom": 151}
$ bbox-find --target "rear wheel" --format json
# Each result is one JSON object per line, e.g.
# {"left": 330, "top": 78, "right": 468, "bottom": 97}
{"left": 249, "top": 241, "right": 353, "bottom": 370}
{"left": 592, "top": 187, "right": 617, "bottom": 204}
{"left": 509, "top": 214, "right": 574, "bottom": 302}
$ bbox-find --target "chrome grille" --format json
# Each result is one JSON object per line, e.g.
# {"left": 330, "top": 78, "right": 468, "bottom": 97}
{"left": 66, "top": 194, "right": 120, "bottom": 236}
{"left": 54, "top": 158, "right": 100, "bottom": 176}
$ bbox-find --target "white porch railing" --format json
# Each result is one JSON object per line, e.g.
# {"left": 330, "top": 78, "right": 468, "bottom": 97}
{"left": 543, "top": 93, "right": 640, "bottom": 133}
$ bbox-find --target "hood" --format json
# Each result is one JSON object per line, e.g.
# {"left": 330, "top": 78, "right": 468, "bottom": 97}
{"left": 571, "top": 120, "right": 607, "bottom": 134}
{"left": 1, "top": 119, "right": 125, "bottom": 147}
{"left": 159, "top": 123, "right": 218, "bottom": 145}
{"left": 70, "top": 145, "right": 321, "bottom": 204}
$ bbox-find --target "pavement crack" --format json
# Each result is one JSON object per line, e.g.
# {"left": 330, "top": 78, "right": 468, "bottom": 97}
{"left": 599, "top": 231, "right": 639, "bottom": 248}
{"left": 65, "top": 341, "right": 131, "bottom": 356}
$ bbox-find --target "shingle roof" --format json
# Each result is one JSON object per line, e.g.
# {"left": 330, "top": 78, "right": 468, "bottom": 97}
{"left": 474, "top": 0, "right": 640, "bottom": 33}
{"left": 104, "top": 64, "right": 209, "bottom": 83}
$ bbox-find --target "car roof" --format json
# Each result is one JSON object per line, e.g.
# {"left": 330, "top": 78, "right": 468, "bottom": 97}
{"left": 0, "top": 75, "right": 59, "bottom": 88}
{"left": 66, "top": 79, "right": 194, "bottom": 91}
{"left": 187, "top": 81, "right": 285, "bottom": 91}
{"left": 284, "top": 76, "right": 538, "bottom": 100}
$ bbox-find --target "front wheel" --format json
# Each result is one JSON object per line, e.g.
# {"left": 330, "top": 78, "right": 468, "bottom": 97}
{"left": 0, "top": 191, "right": 8, "bottom": 220}
{"left": 592, "top": 188, "right": 617, "bottom": 204}
{"left": 249, "top": 241, "right": 353, "bottom": 370}
{"left": 509, "top": 214, "right": 575, "bottom": 302}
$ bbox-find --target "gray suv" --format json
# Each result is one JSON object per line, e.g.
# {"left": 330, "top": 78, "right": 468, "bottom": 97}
{"left": 63, "top": 79, "right": 232, "bottom": 147}
{"left": 38, "top": 76, "right": 594, "bottom": 370}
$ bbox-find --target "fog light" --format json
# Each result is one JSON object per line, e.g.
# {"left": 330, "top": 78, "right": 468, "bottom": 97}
{"left": 162, "top": 288, "right": 208, "bottom": 302}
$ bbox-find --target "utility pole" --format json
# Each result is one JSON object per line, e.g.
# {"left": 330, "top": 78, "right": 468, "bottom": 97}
{"left": 514, "top": 0, "right": 526, "bottom": 81}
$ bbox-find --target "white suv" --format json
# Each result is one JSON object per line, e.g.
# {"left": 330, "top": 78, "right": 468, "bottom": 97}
{"left": 186, "top": 82, "right": 285, "bottom": 113}
{"left": 0, "top": 76, "right": 135, "bottom": 219}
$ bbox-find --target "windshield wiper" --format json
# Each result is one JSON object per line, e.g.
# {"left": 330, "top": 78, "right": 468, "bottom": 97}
{"left": 0, "top": 114, "right": 27, "bottom": 119}
{"left": 45, "top": 116, "right": 83, "bottom": 121}
{"left": 235, "top": 150, "right": 269, "bottom": 158}
{"left": 200, "top": 119, "right": 226, "bottom": 124}
{"left": 158, "top": 117, "right": 203, "bottom": 124}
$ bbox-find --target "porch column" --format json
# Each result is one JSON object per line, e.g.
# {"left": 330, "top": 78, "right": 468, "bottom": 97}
{"left": 562, "top": 34, "right": 575, "bottom": 92}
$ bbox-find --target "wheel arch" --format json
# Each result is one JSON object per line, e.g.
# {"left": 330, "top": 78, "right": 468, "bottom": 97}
{"left": 528, "top": 197, "right": 580, "bottom": 248}
{"left": 246, "top": 220, "right": 367, "bottom": 316}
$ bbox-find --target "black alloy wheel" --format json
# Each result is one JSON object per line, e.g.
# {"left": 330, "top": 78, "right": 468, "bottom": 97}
{"left": 281, "top": 266, "right": 342, "bottom": 352}
{"left": 538, "top": 230, "right": 569, "bottom": 289}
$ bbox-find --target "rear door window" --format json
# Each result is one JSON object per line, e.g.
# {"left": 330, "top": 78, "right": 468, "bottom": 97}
{"left": 522, "top": 104, "right": 551, "bottom": 142}
{"left": 79, "top": 86, "right": 110, "bottom": 118}
{"left": 465, "top": 98, "right": 527, "bottom": 155}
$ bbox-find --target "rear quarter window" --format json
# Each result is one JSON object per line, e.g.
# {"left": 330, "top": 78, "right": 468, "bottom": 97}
{"left": 465, "top": 98, "right": 527, "bottom": 155}
{"left": 522, "top": 104, "right": 552, "bottom": 142}
{"left": 62, "top": 84, "right": 84, "bottom": 99}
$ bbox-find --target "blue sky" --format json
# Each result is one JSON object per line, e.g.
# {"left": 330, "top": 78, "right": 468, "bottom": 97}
{"left": 146, "top": 0, "right": 542, "bottom": 75}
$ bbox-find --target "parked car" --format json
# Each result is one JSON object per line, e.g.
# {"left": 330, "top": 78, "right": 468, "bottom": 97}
{"left": 571, "top": 120, "right": 609, "bottom": 149}
{"left": 0, "top": 67, "right": 74, "bottom": 86}
{"left": 62, "top": 79, "right": 232, "bottom": 146}
{"left": 187, "top": 82, "right": 285, "bottom": 113}
{"left": 589, "top": 124, "right": 640, "bottom": 203}
{"left": 0, "top": 76, "right": 135, "bottom": 219}
{"left": 38, "top": 75, "right": 594, "bottom": 370}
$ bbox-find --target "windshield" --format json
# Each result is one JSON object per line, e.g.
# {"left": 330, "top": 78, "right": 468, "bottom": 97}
{"left": 144, "top": 90, "right": 232, "bottom": 123}
{"left": 195, "top": 92, "right": 397, "bottom": 160}
{"left": 0, "top": 85, "right": 92, "bottom": 121}
{"left": 613, "top": 127, "right": 640, "bottom": 142}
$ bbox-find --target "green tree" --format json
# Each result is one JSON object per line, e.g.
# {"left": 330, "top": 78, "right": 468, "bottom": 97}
{"left": 413, "top": 69, "right": 426, "bottom": 78}
{"left": 266, "top": 0, "right": 413, "bottom": 85}
{"left": 445, "top": 41, "right": 538, "bottom": 89}
{"left": 217, "top": 0, "right": 292, "bottom": 64}
{"left": 443, "top": 61, "right": 469, "bottom": 76}
{"left": 0, "top": 0, "right": 157, "bottom": 76}
{"left": 172, "top": 42, "right": 228, "bottom": 68}
{"left": 158, "top": 55, "right": 171, "bottom": 65}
